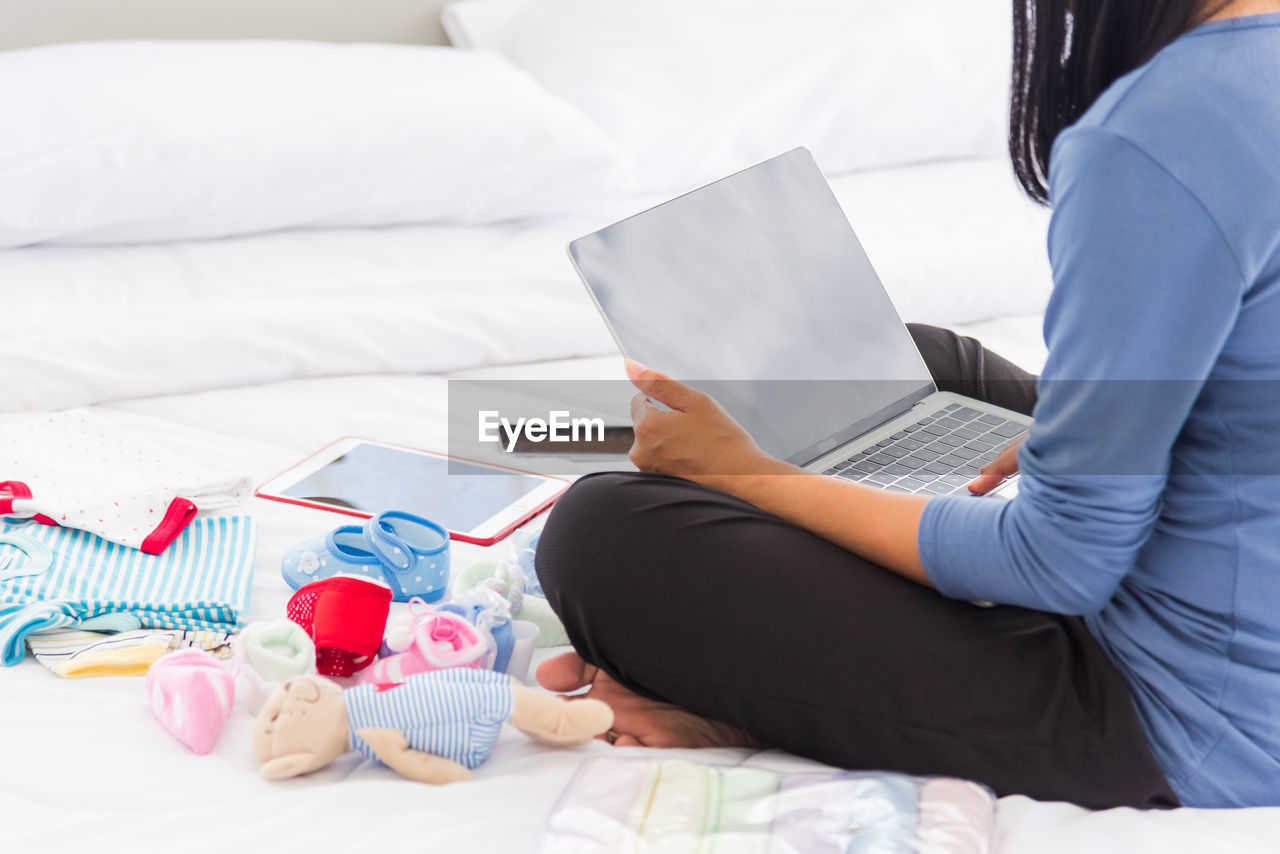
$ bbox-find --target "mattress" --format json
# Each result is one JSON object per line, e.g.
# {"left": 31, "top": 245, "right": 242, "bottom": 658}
{"left": 2, "top": 161, "right": 1275, "bottom": 853}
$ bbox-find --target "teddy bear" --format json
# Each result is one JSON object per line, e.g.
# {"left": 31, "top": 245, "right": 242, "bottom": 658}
{"left": 253, "top": 667, "right": 613, "bottom": 784}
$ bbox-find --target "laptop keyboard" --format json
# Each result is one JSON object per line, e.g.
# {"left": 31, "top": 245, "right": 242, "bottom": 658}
{"left": 823, "top": 403, "right": 1027, "bottom": 495}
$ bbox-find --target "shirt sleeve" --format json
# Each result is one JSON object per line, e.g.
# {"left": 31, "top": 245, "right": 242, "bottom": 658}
{"left": 919, "top": 128, "right": 1245, "bottom": 614}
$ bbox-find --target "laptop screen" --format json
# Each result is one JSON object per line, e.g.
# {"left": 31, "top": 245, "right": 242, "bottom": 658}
{"left": 569, "top": 149, "right": 935, "bottom": 466}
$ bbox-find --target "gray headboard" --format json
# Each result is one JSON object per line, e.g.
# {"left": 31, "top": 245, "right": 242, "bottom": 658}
{"left": 0, "top": 0, "right": 456, "bottom": 51}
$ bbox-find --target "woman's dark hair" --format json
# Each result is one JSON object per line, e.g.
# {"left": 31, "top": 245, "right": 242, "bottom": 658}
{"left": 1010, "top": 0, "right": 1230, "bottom": 204}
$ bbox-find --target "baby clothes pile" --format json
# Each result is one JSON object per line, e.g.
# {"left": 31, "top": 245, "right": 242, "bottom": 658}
{"left": 133, "top": 512, "right": 561, "bottom": 757}
{"left": 0, "top": 410, "right": 255, "bottom": 666}
{"left": 0, "top": 514, "right": 255, "bottom": 665}
{"left": 26, "top": 626, "right": 234, "bottom": 678}
{"left": 541, "top": 758, "right": 998, "bottom": 854}
{"left": 0, "top": 408, "right": 251, "bottom": 553}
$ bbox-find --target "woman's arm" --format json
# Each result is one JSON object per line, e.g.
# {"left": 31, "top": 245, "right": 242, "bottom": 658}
{"left": 624, "top": 127, "right": 1245, "bottom": 617}
{"left": 624, "top": 361, "right": 934, "bottom": 586}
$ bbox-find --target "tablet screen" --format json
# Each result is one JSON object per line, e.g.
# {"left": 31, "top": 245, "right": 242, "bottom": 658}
{"left": 279, "top": 442, "right": 548, "bottom": 533}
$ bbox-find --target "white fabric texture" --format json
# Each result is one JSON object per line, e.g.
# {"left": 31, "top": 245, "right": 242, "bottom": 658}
{"left": 1, "top": 142, "right": 1271, "bottom": 850}
{"left": 0, "top": 409, "right": 250, "bottom": 550}
{"left": 4, "top": 362, "right": 1278, "bottom": 852}
{"left": 448, "top": 0, "right": 1013, "bottom": 191}
{"left": 0, "top": 40, "right": 630, "bottom": 249}
{"left": 0, "top": 159, "right": 1050, "bottom": 413}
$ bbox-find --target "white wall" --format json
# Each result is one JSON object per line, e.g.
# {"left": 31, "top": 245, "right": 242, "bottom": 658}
{"left": 0, "top": 0, "right": 454, "bottom": 50}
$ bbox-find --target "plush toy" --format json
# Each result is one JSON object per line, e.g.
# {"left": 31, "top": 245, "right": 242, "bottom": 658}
{"left": 253, "top": 668, "right": 613, "bottom": 784}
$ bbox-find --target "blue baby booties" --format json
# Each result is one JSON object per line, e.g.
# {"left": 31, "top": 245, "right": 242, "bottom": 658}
{"left": 281, "top": 511, "right": 450, "bottom": 603}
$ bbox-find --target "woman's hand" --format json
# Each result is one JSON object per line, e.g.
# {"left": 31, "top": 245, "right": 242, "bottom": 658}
{"left": 625, "top": 360, "right": 784, "bottom": 485}
{"left": 625, "top": 359, "right": 931, "bottom": 585}
{"left": 968, "top": 438, "right": 1025, "bottom": 495}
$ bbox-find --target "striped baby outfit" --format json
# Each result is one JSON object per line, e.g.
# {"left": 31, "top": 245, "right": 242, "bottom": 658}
{"left": 344, "top": 668, "right": 513, "bottom": 770}
{"left": 0, "top": 514, "right": 254, "bottom": 665}
{"left": 26, "top": 627, "right": 233, "bottom": 678}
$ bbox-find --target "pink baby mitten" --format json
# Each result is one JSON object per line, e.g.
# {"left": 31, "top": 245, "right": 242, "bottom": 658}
{"left": 146, "top": 648, "right": 235, "bottom": 755}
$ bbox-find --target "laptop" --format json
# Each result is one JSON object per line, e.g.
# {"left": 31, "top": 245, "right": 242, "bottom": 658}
{"left": 567, "top": 148, "right": 1029, "bottom": 496}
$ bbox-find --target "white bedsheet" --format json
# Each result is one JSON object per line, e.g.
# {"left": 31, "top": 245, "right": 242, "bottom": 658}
{"left": 5, "top": 342, "right": 1279, "bottom": 853}
{"left": 2, "top": 159, "right": 1274, "bottom": 852}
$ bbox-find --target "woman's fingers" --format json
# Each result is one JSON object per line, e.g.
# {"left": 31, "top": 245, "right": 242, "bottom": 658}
{"left": 629, "top": 391, "right": 657, "bottom": 427}
{"left": 967, "top": 472, "right": 1007, "bottom": 495}
{"left": 625, "top": 359, "right": 704, "bottom": 412}
{"left": 968, "top": 439, "right": 1024, "bottom": 495}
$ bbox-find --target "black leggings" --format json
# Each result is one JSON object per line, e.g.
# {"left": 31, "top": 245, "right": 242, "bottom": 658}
{"left": 536, "top": 324, "right": 1178, "bottom": 810}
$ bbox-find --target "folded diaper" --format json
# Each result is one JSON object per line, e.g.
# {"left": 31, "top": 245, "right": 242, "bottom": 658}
{"left": 0, "top": 409, "right": 251, "bottom": 554}
{"left": 0, "top": 515, "right": 255, "bottom": 666}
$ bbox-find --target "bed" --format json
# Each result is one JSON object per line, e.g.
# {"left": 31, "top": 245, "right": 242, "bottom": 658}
{"left": 1, "top": 2, "right": 1276, "bottom": 852}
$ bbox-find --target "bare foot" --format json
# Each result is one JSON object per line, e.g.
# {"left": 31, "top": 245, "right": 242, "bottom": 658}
{"left": 536, "top": 650, "right": 766, "bottom": 750}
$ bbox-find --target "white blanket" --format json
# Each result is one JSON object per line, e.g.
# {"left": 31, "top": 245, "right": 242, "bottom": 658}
{"left": 0, "top": 158, "right": 1051, "bottom": 412}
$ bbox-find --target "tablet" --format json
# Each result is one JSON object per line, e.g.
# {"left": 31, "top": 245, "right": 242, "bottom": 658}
{"left": 255, "top": 438, "right": 568, "bottom": 546}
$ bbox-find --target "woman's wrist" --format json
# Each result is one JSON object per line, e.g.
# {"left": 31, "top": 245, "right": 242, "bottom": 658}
{"left": 696, "top": 457, "right": 808, "bottom": 497}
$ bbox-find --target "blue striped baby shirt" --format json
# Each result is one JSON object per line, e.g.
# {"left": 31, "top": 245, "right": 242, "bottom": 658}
{"left": 0, "top": 514, "right": 255, "bottom": 665}
{"left": 344, "top": 668, "right": 514, "bottom": 770}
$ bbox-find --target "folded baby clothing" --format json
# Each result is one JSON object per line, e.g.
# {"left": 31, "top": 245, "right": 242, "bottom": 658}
{"left": 0, "top": 409, "right": 251, "bottom": 554}
{"left": 540, "top": 759, "right": 999, "bottom": 854}
{"left": 26, "top": 627, "right": 233, "bottom": 678}
{"left": 0, "top": 514, "right": 255, "bottom": 666}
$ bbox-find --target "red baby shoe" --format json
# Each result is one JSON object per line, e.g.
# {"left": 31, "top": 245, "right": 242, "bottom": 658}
{"left": 287, "top": 575, "right": 392, "bottom": 676}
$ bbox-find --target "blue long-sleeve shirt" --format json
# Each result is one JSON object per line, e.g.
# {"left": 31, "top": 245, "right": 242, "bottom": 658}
{"left": 919, "top": 14, "right": 1280, "bottom": 808}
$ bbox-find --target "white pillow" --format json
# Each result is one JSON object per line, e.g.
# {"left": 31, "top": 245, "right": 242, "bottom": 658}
{"left": 0, "top": 41, "right": 630, "bottom": 248}
{"left": 445, "top": 0, "right": 1012, "bottom": 192}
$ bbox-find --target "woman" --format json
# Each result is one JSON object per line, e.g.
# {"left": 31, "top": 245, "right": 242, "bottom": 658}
{"left": 536, "top": 0, "right": 1280, "bottom": 809}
